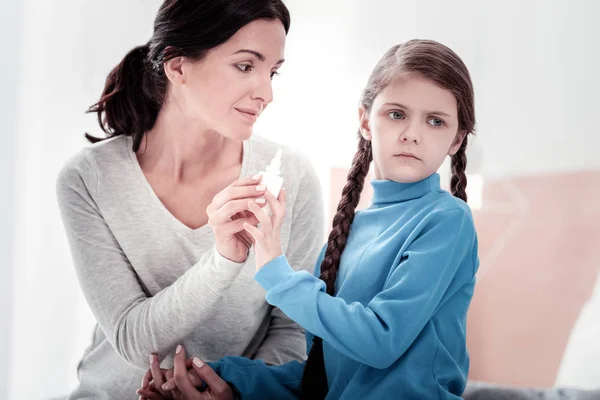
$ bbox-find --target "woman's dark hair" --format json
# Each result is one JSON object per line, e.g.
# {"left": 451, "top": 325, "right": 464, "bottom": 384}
{"left": 85, "top": 0, "right": 290, "bottom": 151}
{"left": 300, "top": 39, "right": 476, "bottom": 399}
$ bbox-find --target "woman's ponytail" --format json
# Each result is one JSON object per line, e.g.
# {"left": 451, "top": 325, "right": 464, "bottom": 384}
{"left": 85, "top": 44, "right": 163, "bottom": 151}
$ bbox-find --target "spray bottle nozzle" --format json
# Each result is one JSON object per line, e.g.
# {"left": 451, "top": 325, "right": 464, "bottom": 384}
{"left": 266, "top": 149, "right": 282, "bottom": 175}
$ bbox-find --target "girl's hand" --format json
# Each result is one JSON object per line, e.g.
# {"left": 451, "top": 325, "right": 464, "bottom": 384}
{"left": 243, "top": 189, "right": 287, "bottom": 270}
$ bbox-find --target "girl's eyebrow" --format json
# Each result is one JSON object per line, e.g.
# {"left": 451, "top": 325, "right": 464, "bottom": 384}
{"left": 383, "top": 102, "right": 451, "bottom": 117}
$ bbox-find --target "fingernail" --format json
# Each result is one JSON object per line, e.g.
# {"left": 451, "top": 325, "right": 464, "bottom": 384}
{"left": 256, "top": 198, "right": 266, "bottom": 204}
{"left": 256, "top": 185, "right": 266, "bottom": 191}
{"left": 149, "top": 354, "right": 154, "bottom": 364}
{"left": 193, "top": 357, "right": 204, "bottom": 368}
{"left": 162, "top": 383, "right": 173, "bottom": 391}
{"left": 252, "top": 174, "right": 261, "bottom": 180}
{"left": 176, "top": 344, "right": 181, "bottom": 354}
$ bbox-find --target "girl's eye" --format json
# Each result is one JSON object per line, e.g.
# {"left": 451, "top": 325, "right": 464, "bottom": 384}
{"left": 270, "top": 71, "right": 280, "bottom": 79}
{"left": 428, "top": 118, "right": 444, "bottom": 127}
{"left": 236, "top": 64, "right": 253, "bottom": 72}
{"left": 388, "top": 111, "right": 405, "bottom": 120}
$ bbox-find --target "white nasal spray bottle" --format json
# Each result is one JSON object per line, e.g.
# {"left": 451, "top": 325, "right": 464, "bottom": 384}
{"left": 259, "top": 149, "right": 284, "bottom": 216}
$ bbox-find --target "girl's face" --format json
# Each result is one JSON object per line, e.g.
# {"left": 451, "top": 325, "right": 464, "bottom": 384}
{"left": 164, "top": 19, "right": 286, "bottom": 140}
{"left": 359, "top": 73, "right": 465, "bottom": 183}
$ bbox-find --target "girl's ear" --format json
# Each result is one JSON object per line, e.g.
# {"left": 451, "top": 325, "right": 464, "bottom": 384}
{"left": 448, "top": 130, "right": 467, "bottom": 156}
{"left": 358, "top": 106, "right": 372, "bottom": 140}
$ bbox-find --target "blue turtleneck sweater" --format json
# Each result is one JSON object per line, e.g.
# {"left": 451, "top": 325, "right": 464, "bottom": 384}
{"left": 208, "top": 173, "right": 479, "bottom": 399}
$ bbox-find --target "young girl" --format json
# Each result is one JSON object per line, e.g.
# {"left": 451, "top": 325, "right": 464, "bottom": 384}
{"left": 138, "top": 38, "right": 479, "bottom": 400}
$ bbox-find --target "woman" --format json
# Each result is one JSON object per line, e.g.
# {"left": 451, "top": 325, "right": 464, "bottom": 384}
{"left": 56, "top": 0, "right": 324, "bottom": 398}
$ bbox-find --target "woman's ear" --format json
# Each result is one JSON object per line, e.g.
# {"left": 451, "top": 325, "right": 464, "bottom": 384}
{"left": 448, "top": 130, "right": 467, "bottom": 156}
{"left": 164, "top": 52, "right": 186, "bottom": 85}
{"left": 358, "top": 107, "right": 372, "bottom": 140}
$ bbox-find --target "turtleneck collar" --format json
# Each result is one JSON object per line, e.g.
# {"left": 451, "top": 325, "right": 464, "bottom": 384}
{"left": 371, "top": 173, "right": 441, "bottom": 205}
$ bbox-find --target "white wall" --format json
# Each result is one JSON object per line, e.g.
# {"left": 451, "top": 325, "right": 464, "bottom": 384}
{"left": 8, "top": 1, "right": 162, "bottom": 398}
{"left": 4, "top": 1, "right": 599, "bottom": 398}
{"left": 0, "top": 2, "right": 22, "bottom": 399}
{"left": 260, "top": 0, "right": 600, "bottom": 180}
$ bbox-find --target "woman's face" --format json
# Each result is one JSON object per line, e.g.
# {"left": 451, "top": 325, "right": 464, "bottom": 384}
{"left": 165, "top": 18, "right": 286, "bottom": 140}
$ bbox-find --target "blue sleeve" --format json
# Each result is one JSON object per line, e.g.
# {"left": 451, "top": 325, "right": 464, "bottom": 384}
{"left": 208, "top": 356, "right": 304, "bottom": 400}
{"left": 254, "top": 208, "right": 476, "bottom": 369}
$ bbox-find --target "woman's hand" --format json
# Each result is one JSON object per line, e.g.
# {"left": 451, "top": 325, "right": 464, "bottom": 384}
{"left": 243, "top": 189, "right": 287, "bottom": 270}
{"left": 153, "top": 345, "right": 235, "bottom": 400}
{"left": 137, "top": 353, "right": 203, "bottom": 400}
{"left": 136, "top": 354, "right": 174, "bottom": 400}
{"left": 207, "top": 175, "right": 267, "bottom": 263}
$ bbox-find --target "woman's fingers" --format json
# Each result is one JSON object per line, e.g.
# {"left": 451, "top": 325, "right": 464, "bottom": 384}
{"left": 173, "top": 345, "right": 201, "bottom": 397}
{"left": 208, "top": 177, "right": 265, "bottom": 211}
{"left": 210, "top": 198, "right": 265, "bottom": 225}
{"left": 189, "top": 358, "right": 232, "bottom": 398}
{"left": 163, "top": 370, "right": 204, "bottom": 392}
{"left": 246, "top": 200, "right": 271, "bottom": 230}
{"left": 142, "top": 368, "right": 152, "bottom": 390}
{"left": 136, "top": 387, "right": 167, "bottom": 400}
{"left": 231, "top": 175, "right": 262, "bottom": 188}
{"left": 149, "top": 354, "right": 168, "bottom": 396}
{"left": 242, "top": 222, "right": 263, "bottom": 242}
{"left": 222, "top": 216, "right": 260, "bottom": 235}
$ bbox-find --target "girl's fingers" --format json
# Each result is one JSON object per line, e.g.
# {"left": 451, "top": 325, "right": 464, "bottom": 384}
{"left": 264, "top": 189, "right": 286, "bottom": 227}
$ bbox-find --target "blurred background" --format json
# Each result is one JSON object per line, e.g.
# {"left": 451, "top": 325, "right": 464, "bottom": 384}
{"left": 1, "top": 0, "right": 599, "bottom": 399}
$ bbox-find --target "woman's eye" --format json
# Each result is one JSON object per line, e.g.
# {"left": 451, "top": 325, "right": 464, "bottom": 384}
{"left": 236, "top": 64, "right": 253, "bottom": 72}
{"left": 388, "top": 111, "right": 405, "bottom": 120}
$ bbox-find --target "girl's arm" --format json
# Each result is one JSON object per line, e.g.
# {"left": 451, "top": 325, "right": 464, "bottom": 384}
{"left": 255, "top": 208, "right": 477, "bottom": 369}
